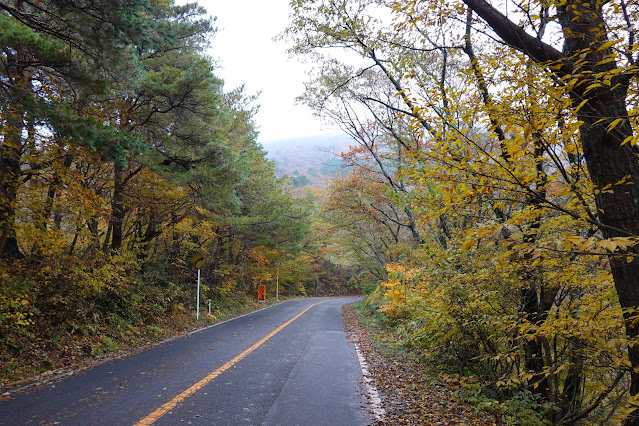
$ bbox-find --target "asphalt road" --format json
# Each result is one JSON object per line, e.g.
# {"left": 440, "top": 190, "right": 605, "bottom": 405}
{"left": 0, "top": 297, "right": 371, "bottom": 425}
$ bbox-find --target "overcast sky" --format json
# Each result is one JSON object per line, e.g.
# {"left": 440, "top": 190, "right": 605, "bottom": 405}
{"left": 197, "top": 0, "right": 341, "bottom": 143}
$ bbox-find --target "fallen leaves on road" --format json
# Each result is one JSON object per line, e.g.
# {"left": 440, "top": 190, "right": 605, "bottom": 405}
{"left": 343, "top": 303, "right": 499, "bottom": 425}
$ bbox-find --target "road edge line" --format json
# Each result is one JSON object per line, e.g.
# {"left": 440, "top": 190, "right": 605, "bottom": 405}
{"left": 353, "top": 339, "right": 386, "bottom": 422}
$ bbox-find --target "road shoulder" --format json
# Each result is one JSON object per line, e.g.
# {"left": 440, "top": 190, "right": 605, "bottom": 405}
{"left": 342, "top": 302, "right": 499, "bottom": 425}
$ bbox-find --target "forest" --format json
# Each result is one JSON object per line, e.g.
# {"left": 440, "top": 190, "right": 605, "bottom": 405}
{"left": 3, "top": 0, "right": 639, "bottom": 424}
{"left": 0, "top": 0, "right": 357, "bottom": 388}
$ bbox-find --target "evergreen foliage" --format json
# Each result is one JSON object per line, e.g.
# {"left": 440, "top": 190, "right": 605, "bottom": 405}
{"left": 0, "top": 0, "right": 356, "bottom": 386}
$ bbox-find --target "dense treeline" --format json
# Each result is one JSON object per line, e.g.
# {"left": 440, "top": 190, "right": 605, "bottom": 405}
{"left": 0, "top": 0, "right": 355, "bottom": 384}
{"left": 286, "top": 0, "right": 639, "bottom": 423}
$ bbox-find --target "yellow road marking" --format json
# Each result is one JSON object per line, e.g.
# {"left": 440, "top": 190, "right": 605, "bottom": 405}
{"left": 134, "top": 301, "right": 326, "bottom": 425}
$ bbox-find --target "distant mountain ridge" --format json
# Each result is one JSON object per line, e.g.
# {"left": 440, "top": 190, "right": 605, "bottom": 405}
{"left": 261, "top": 134, "right": 352, "bottom": 188}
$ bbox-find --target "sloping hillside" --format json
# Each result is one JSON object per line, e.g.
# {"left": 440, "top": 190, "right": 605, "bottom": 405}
{"left": 262, "top": 134, "right": 351, "bottom": 188}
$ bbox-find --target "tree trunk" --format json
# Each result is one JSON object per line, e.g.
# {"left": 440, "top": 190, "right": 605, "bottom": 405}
{"left": 0, "top": 38, "right": 29, "bottom": 259}
{"left": 556, "top": 6, "right": 639, "bottom": 423}
{"left": 558, "top": 338, "right": 585, "bottom": 422}
{"left": 39, "top": 153, "right": 74, "bottom": 232}
{"left": 110, "top": 163, "right": 125, "bottom": 251}
{"left": 0, "top": 110, "right": 23, "bottom": 259}
{"left": 109, "top": 163, "right": 142, "bottom": 252}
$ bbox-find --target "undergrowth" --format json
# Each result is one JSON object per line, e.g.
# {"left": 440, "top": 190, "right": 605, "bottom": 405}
{"left": 357, "top": 288, "right": 555, "bottom": 425}
{"left": 0, "top": 253, "right": 286, "bottom": 388}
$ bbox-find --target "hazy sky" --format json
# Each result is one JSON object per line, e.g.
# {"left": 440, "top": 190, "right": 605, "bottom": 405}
{"left": 197, "top": 0, "right": 341, "bottom": 143}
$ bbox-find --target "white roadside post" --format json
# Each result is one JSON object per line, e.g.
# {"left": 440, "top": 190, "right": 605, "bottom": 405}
{"left": 275, "top": 261, "right": 280, "bottom": 302}
{"left": 196, "top": 268, "right": 201, "bottom": 320}
{"left": 189, "top": 252, "right": 206, "bottom": 320}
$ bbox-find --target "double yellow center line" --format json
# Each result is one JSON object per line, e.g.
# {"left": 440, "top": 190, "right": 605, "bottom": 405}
{"left": 135, "top": 301, "right": 326, "bottom": 425}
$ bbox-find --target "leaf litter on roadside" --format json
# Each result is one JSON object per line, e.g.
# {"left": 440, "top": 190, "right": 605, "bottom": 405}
{"left": 342, "top": 303, "right": 499, "bottom": 425}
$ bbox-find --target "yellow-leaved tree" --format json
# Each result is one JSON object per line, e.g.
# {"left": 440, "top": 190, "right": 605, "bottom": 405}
{"left": 286, "top": 0, "right": 639, "bottom": 422}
